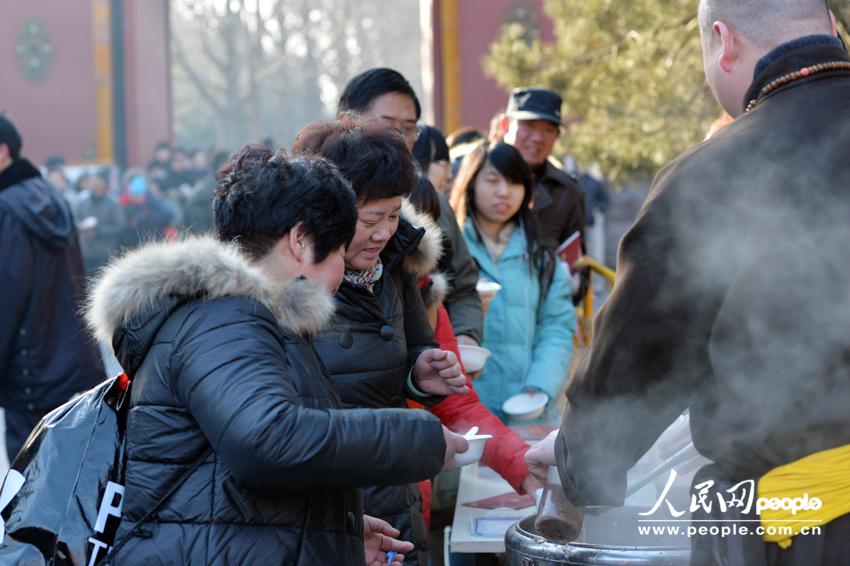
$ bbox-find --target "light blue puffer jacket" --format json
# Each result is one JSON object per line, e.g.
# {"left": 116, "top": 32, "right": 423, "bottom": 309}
{"left": 462, "top": 221, "right": 576, "bottom": 421}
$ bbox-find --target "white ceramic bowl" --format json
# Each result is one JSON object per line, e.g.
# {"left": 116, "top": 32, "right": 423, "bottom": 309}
{"left": 476, "top": 280, "right": 503, "bottom": 299}
{"left": 455, "top": 435, "right": 491, "bottom": 466}
{"left": 457, "top": 345, "right": 492, "bottom": 373}
{"left": 502, "top": 392, "right": 549, "bottom": 421}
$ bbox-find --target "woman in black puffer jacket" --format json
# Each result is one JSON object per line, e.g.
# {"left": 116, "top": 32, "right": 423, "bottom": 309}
{"left": 85, "top": 147, "right": 467, "bottom": 565}
{"left": 293, "top": 120, "right": 471, "bottom": 565}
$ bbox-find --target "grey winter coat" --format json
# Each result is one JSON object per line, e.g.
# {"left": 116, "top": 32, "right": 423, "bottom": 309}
{"left": 74, "top": 193, "right": 126, "bottom": 274}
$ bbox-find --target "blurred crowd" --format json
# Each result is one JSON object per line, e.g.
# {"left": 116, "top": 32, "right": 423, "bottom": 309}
{"left": 43, "top": 130, "right": 609, "bottom": 281}
{"left": 41, "top": 143, "right": 233, "bottom": 275}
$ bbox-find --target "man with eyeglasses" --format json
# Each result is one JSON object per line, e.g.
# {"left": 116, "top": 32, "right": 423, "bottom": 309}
{"left": 338, "top": 68, "right": 484, "bottom": 350}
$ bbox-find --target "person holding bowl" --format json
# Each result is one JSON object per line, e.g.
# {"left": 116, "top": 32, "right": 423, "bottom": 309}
{"left": 293, "top": 119, "right": 470, "bottom": 565}
{"left": 450, "top": 141, "right": 576, "bottom": 423}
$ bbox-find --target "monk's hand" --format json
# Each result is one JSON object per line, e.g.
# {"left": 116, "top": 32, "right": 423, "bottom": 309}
{"left": 525, "top": 430, "right": 559, "bottom": 485}
{"left": 520, "top": 473, "right": 544, "bottom": 496}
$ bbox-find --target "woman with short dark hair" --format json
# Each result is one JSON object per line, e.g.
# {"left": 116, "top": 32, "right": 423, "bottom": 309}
{"left": 86, "top": 145, "right": 467, "bottom": 565}
{"left": 293, "top": 120, "right": 469, "bottom": 565}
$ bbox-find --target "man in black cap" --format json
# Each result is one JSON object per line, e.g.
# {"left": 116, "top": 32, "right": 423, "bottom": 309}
{"left": 499, "top": 87, "right": 586, "bottom": 264}
{"left": 0, "top": 115, "right": 104, "bottom": 462}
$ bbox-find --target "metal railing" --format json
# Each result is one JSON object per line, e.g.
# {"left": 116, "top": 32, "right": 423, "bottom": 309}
{"left": 574, "top": 256, "right": 616, "bottom": 347}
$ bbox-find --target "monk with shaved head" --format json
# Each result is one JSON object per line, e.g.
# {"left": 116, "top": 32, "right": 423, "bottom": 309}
{"left": 698, "top": 0, "right": 836, "bottom": 115}
{"left": 526, "top": 1, "right": 850, "bottom": 564}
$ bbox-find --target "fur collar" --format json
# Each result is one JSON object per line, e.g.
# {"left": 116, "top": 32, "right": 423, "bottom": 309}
{"left": 401, "top": 198, "right": 444, "bottom": 275}
{"left": 86, "top": 236, "right": 335, "bottom": 344}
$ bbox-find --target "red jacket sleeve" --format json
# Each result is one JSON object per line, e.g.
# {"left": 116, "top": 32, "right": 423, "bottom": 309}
{"left": 428, "top": 305, "right": 531, "bottom": 493}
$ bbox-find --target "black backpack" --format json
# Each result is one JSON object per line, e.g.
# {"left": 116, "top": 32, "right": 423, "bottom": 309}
{"left": 0, "top": 374, "right": 205, "bottom": 565}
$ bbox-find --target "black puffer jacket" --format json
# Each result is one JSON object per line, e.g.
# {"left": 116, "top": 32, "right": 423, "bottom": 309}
{"left": 0, "top": 159, "right": 104, "bottom": 417}
{"left": 86, "top": 236, "right": 446, "bottom": 565}
{"left": 313, "top": 213, "right": 443, "bottom": 564}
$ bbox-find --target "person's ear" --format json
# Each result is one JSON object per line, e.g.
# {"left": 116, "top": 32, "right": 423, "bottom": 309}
{"left": 714, "top": 21, "right": 738, "bottom": 73}
{"left": 829, "top": 10, "right": 838, "bottom": 37}
{"left": 288, "top": 223, "right": 306, "bottom": 263}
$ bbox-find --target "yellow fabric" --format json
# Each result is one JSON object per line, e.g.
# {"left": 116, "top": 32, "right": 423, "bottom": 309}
{"left": 758, "top": 443, "right": 850, "bottom": 549}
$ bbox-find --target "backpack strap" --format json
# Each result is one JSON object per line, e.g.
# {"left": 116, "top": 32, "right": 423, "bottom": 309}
{"left": 98, "top": 447, "right": 212, "bottom": 564}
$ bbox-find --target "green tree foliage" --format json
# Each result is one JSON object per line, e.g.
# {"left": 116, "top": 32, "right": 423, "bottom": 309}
{"left": 836, "top": 4, "right": 850, "bottom": 33}
{"left": 485, "top": 0, "right": 722, "bottom": 181}
{"left": 487, "top": 1, "right": 850, "bottom": 181}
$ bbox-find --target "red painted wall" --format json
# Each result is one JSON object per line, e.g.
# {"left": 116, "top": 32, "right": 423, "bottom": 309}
{"left": 433, "top": 0, "right": 553, "bottom": 134}
{"left": 1, "top": 0, "right": 98, "bottom": 164}
{"left": 0, "top": 0, "right": 172, "bottom": 167}
{"left": 122, "top": 0, "right": 172, "bottom": 167}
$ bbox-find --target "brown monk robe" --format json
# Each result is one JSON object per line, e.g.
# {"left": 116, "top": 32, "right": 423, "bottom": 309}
{"left": 553, "top": 4, "right": 850, "bottom": 565}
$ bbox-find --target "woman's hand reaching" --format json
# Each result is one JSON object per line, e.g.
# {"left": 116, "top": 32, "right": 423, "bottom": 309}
{"left": 413, "top": 349, "right": 469, "bottom": 395}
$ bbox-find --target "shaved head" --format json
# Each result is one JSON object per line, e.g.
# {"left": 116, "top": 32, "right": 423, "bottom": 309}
{"left": 699, "top": 0, "right": 832, "bottom": 50}
{"left": 697, "top": 0, "right": 836, "bottom": 116}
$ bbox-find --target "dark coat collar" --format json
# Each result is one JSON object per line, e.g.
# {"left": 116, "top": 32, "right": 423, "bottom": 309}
{"left": 744, "top": 37, "right": 850, "bottom": 113}
{"left": 0, "top": 158, "right": 41, "bottom": 192}
{"left": 753, "top": 35, "right": 842, "bottom": 78}
{"left": 380, "top": 216, "right": 425, "bottom": 272}
{"left": 532, "top": 160, "right": 577, "bottom": 212}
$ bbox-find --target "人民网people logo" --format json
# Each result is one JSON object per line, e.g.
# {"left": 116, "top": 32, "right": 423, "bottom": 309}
{"left": 638, "top": 469, "right": 823, "bottom": 518}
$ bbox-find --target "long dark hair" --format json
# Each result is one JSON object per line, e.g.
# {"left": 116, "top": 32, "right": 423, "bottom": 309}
{"left": 449, "top": 142, "right": 546, "bottom": 273}
{"left": 450, "top": 142, "right": 556, "bottom": 302}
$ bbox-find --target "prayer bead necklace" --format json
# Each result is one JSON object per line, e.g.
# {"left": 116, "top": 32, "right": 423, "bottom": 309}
{"left": 745, "top": 60, "right": 850, "bottom": 112}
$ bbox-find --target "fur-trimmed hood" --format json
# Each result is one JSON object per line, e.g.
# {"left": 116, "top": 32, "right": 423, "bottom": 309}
{"left": 401, "top": 199, "right": 444, "bottom": 275}
{"left": 86, "top": 236, "right": 335, "bottom": 348}
{"left": 420, "top": 271, "right": 450, "bottom": 309}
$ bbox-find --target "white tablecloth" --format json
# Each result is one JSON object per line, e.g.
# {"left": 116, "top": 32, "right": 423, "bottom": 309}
{"left": 450, "top": 463, "right": 536, "bottom": 554}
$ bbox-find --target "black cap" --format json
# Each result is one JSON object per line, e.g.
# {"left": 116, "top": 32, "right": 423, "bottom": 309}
{"left": 506, "top": 87, "right": 563, "bottom": 126}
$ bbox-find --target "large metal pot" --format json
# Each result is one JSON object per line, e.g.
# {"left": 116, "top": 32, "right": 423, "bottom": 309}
{"left": 505, "top": 511, "right": 691, "bottom": 566}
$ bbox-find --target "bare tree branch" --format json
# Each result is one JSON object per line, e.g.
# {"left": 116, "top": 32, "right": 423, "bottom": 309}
{"left": 172, "top": 35, "right": 225, "bottom": 115}
{"left": 192, "top": 7, "right": 229, "bottom": 73}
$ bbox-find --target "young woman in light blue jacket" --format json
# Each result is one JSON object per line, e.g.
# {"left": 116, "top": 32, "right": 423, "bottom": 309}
{"left": 449, "top": 142, "right": 575, "bottom": 423}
